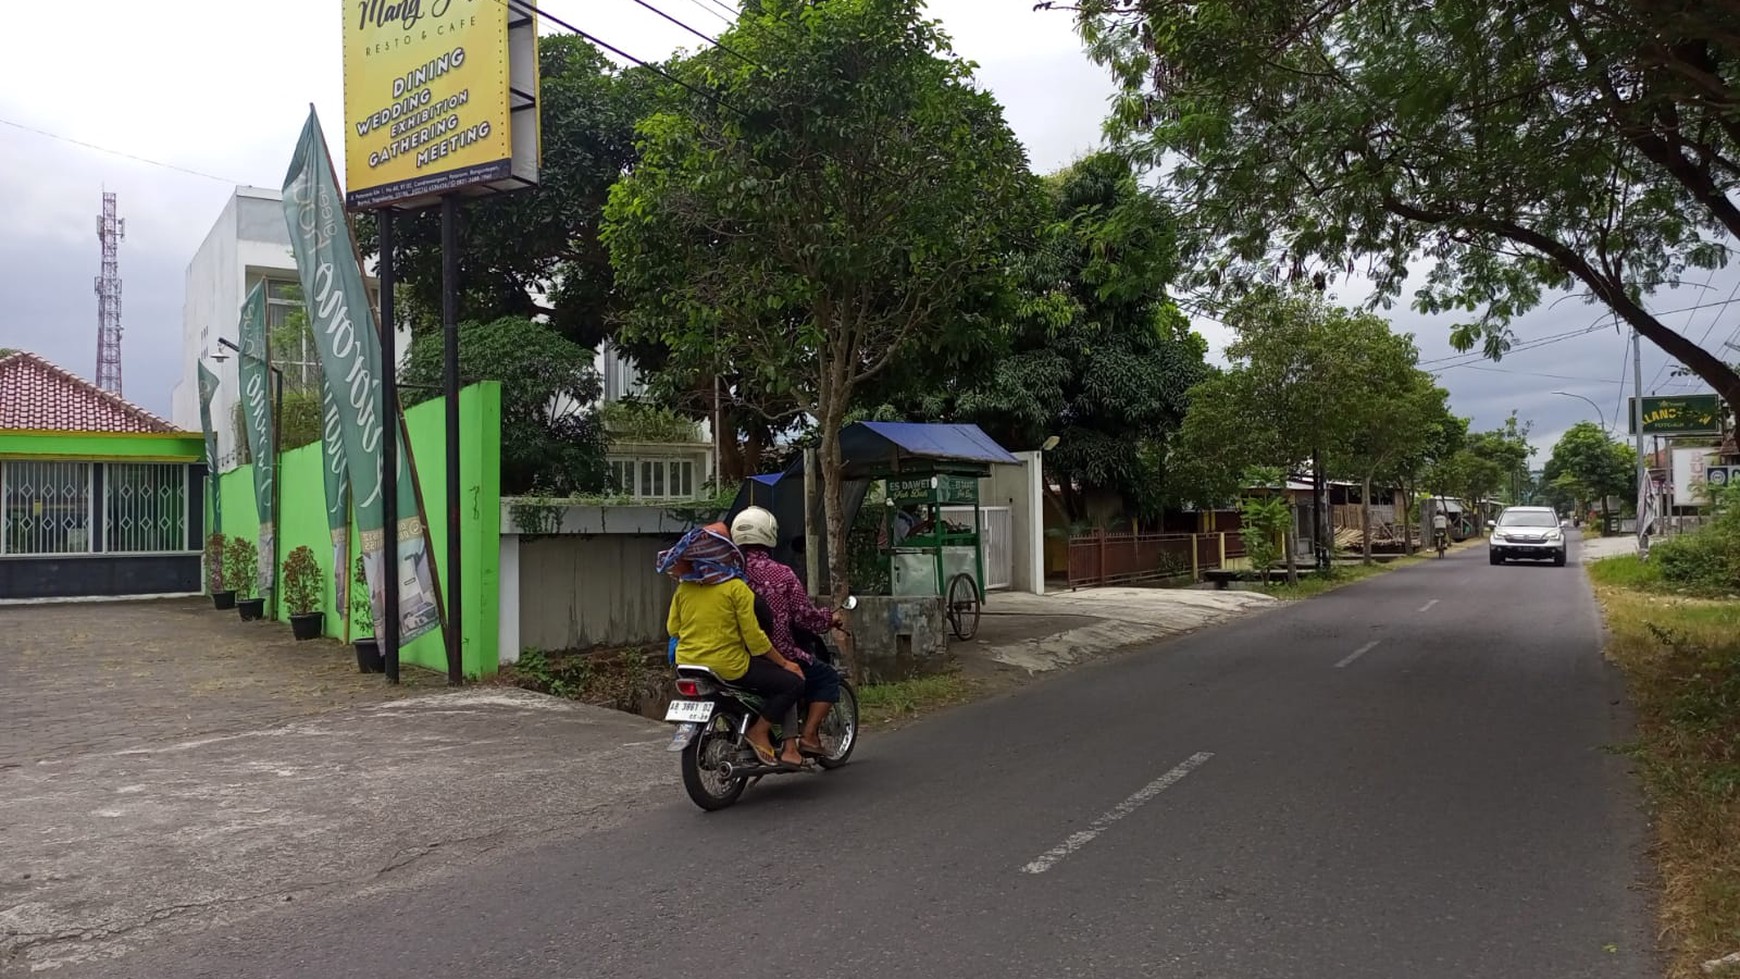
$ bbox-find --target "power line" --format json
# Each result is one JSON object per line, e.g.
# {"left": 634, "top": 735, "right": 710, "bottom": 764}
{"left": 616, "top": 0, "right": 760, "bottom": 65}
{"left": 1442, "top": 363, "right": 1623, "bottom": 384}
{"left": 675, "top": 0, "right": 735, "bottom": 26}
{"left": 502, "top": 0, "right": 743, "bottom": 113}
{"left": 0, "top": 117, "right": 243, "bottom": 185}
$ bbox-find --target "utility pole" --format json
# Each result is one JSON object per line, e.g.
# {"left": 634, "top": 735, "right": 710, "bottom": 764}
{"left": 1633, "top": 329, "right": 1649, "bottom": 557}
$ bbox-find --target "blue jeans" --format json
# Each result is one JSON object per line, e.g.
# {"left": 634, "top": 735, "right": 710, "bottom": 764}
{"left": 800, "top": 658, "right": 840, "bottom": 704}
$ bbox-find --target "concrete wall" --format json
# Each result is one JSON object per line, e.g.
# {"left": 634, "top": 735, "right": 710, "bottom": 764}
{"left": 978, "top": 451, "right": 1044, "bottom": 594}
{"left": 514, "top": 534, "right": 676, "bottom": 652}
{"left": 852, "top": 595, "right": 949, "bottom": 682}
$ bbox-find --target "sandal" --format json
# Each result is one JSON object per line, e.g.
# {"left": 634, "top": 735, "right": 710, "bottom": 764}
{"left": 746, "top": 739, "right": 779, "bottom": 767}
{"left": 798, "top": 739, "right": 827, "bottom": 757}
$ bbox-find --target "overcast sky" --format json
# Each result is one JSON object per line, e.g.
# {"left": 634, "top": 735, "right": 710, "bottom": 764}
{"left": 0, "top": 0, "right": 1729, "bottom": 458}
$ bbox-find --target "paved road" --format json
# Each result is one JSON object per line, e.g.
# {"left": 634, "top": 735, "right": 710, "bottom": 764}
{"left": 63, "top": 533, "right": 1654, "bottom": 979}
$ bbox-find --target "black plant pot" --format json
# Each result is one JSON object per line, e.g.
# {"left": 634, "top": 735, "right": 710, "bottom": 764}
{"left": 237, "top": 598, "right": 265, "bottom": 621}
{"left": 211, "top": 590, "right": 237, "bottom": 610}
{"left": 354, "top": 638, "right": 384, "bottom": 673}
{"left": 290, "top": 612, "right": 324, "bottom": 641}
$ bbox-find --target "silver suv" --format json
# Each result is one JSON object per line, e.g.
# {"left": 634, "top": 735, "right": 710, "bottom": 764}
{"left": 1489, "top": 506, "right": 1567, "bottom": 566}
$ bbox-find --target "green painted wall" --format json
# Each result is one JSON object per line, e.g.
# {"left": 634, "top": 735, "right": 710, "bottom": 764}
{"left": 0, "top": 430, "right": 204, "bottom": 461}
{"left": 212, "top": 381, "right": 502, "bottom": 678}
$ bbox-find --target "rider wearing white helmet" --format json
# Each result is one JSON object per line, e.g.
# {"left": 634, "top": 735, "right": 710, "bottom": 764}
{"left": 731, "top": 506, "right": 843, "bottom": 758}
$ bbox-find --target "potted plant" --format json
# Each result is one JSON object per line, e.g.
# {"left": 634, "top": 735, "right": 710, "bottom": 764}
{"left": 206, "top": 532, "right": 235, "bottom": 609}
{"left": 228, "top": 536, "right": 264, "bottom": 621}
{"left": 282, "top": 545, "right": 324, "bottom": 640}
{"left": 351, "top": 555, "right": 384, "bottom": 672}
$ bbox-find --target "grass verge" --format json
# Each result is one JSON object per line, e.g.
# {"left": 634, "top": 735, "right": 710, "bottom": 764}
{"left": 857, "top": 673, "right": 975, "bottom": 726}
{"left": 1589, "top": 554, "right": 1740, "bottom": 978}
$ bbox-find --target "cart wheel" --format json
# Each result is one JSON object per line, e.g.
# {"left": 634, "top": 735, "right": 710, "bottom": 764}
{"left": 946, "top": 573, "right": 980, "bottom": 641}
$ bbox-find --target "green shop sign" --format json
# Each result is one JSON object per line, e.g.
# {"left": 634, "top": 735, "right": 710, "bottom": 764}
{"left": 1628, "top": 395, "right": 1723, "bottom": 435}
{"left": 886, "top": 474, "right": 979, "bottom": 505}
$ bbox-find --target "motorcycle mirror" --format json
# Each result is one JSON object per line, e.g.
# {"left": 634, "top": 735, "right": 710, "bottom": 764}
{"left": 841, "top": 595, "right": 859, "bottom": 611}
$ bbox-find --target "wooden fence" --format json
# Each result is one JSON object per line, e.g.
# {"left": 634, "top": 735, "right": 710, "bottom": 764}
{"left": 1066, "top": 530, "right": 1250, "bottom": 588}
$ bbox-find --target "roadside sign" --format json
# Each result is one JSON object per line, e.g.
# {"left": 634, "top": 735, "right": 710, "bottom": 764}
{"left": 1707, "top": 465, "right": 1739, "bottom": 489}
{"left": 1628, "top": 394, "right": 1723, "bottom": 435}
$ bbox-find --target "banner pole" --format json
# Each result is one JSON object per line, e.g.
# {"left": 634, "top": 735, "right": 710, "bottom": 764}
{"left": 441, "top": 194, "right": 464, "bottom": 686}
{"left": 379, "top": 207, "right": 401, "bottom": 685}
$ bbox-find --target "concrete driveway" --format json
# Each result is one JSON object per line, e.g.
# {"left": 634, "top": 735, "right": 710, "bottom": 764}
{"left": 1, "top": 599, "right": 672, "bottom": 975}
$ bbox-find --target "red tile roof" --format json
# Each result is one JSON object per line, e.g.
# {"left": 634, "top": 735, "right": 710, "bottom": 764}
{"left": 0, "top": 351, "right": 179, "bottom": 434}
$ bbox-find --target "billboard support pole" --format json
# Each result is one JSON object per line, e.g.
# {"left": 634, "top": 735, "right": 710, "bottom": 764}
{"left": 1634, "top": 329, "right": 1649, "bottom": 557}
{"left": 441, "top": 194, "right": 464, "bottom": 686}
{"left": 380, "top": 208, "right": 401, "bottom": 685}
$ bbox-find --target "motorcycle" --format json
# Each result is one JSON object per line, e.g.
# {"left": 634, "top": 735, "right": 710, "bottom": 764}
{"left": 665, "top": 596, "right": 861, "bottom": 811}
{"left": 1434, "top": 528, "right": 1449, "bottom": 557}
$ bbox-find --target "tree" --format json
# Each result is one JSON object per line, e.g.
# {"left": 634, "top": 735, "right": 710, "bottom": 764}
{"left": 1170, "top": 288, "right": 1413, "bottom": 577}
{"left": 363, "top": 36, "right": 655, "bottom": 345}
{"left": 401, "top": 318, "right": 609, "bottom": 496}
{"left": 869, "top": 152, "right": 1211, "bottom": 522}
{"left": 1335, "top": 337, "right": 1450, "bottom": 563}
{"left": 604, "top": 0, "right": 1037, "bottom": 601}
{"left": 1063, "top": 0, "right": 1740, "bottom": 413}
{"left": 1543, "top": 421, "right": 1636, "bottom": 521}
{"left": 1467, "top": 414, "right": 1537, "bottom": 505}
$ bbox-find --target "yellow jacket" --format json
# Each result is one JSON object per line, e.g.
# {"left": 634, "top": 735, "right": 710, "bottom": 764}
{"left": 666, "top": 578, "right": 772, "bottom": 681}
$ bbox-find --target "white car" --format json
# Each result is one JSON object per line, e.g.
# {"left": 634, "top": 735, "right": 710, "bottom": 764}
{"left": 1489, "top": 506, "right": 1568, "bottom": 566}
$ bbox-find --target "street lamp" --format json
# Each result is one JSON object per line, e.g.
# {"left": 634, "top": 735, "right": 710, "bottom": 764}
{"left": 1551, "top": 391, "right": 1608, "bottom": 434}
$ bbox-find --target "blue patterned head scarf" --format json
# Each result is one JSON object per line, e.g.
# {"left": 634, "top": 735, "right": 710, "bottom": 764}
{"left": 655, "top": 523, "right": 744, "bottom": 585}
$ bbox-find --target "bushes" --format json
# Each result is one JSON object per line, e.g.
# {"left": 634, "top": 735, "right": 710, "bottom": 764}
{"left": 1652, "top": 534, "right": 1740, "bottom": 594}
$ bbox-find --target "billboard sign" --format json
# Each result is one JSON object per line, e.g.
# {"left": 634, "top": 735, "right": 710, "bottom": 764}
{"left": 1672, "top": 447, "right": 1717, "bottom": 507}
{"left": 1628, "top": 394, "right": 1723, "bottom": 435}
{"left": 342, "top": 0, "right": 541, "bottom": 210}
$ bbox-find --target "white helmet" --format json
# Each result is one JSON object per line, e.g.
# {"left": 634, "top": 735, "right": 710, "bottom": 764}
{"left": 730, "top": 506, "right": 779, "bottom": 549}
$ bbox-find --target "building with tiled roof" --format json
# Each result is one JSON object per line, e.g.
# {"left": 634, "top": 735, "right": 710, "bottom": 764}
{"left": 0, "top": 352, "right": 207, "bottom": 602}
{"left": 0, "top": 351, "right": 181, "bottom": 434}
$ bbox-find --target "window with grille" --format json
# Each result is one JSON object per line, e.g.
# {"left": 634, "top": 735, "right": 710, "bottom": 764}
{"left": 105, "top": 464, "right": 189, "bottom": 553}
{"left": 1, "top": 461, "right": 92, "bottom": 555}
{"left": 607, "top": 457, "right": 700, "bottom": 500}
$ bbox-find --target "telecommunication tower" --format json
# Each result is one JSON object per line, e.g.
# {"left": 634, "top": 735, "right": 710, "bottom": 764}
{"left": 94, "top": 192, "right": 126, "bottom": 395}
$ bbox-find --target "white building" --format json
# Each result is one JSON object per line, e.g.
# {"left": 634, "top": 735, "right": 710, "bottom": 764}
{"left": 171, "top": 186, "right": 392, "bottom": 469}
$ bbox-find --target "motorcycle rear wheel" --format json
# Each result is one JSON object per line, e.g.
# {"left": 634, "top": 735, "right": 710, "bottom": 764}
{"left": 681, "top": 717, "right": 747, "bottom": 811}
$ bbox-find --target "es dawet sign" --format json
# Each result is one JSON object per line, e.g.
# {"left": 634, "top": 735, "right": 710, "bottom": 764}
{"left": 342, "top": 0, "right": 541, "bottom": 210}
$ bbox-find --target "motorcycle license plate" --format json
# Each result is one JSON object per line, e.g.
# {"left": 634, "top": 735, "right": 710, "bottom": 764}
{"left": 665, "top": 700, "right": 713, "bottom": 723}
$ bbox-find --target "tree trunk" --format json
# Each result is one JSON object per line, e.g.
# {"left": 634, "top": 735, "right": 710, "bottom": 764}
{"left": 1401, "top": 480, "right": 1415, "bottom": 556}
{"left": 1361, "top": 474, "right": 1374, "bottom": 565}
{"left": 818, "top": 407, "right": 856, "bottom": 676}
{"left": 1284, "top": 498, "right": 1299, "bottom": 584}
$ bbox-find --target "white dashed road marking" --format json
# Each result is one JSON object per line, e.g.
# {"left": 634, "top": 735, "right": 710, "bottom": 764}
{"left": 1335, "top": 641, "right": 1380, "bottom": 669}
{"left": 1021, "top": 752, "right": 1213, "bottom": 874}
{"left": 1418, "top": 598, "right": 1440, "bottom": 613}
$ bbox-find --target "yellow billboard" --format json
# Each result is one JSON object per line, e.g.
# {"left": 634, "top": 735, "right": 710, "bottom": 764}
{"left": 342, "top": 0, "right": 525, "bottom": 209}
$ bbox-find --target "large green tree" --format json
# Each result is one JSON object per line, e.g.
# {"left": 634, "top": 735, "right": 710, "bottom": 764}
{"left": 872, "top": 152, "right": 1210, "bottom": 522}
{"left": 1335, "top": 338, "right": 1451, "bottom": 562}
{"left": 1062, "top": 0, "right": 1740, "bottom": 411}
{"left": 1169, "top": 288, "right": 1408, "bottom": 576}
{"left": 1543, "top": 421, "right": 1636, "bottom": 520}
{"left": 364, "top": 36, "right": 654, "bottom": 346}
{"left": 401, "top": 318, "right": 609, "bottom": 496}
{"left": 604, "top": 0, "right": 1037, "bottom": 599}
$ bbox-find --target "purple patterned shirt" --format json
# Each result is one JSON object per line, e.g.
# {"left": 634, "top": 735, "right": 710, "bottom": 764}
{"left": 742, "top": 550, "right": 834, "bottom": 664}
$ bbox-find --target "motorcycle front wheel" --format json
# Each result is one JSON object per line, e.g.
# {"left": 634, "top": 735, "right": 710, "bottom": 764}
{"left": 816, "top": 682, "right": 860, "bottom": 770}
{"left": 681, "top": 716, "right": 748, "bottom": 811}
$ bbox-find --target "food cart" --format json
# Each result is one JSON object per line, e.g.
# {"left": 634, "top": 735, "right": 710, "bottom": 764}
{"left": 884, "top": 470, "right": 988, "bottom": 640}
